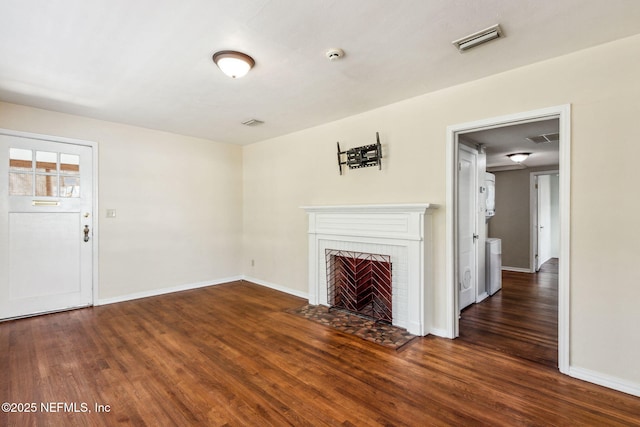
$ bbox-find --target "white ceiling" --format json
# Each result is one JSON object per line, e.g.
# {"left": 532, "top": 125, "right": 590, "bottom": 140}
{"left": 1, "top": 0, "right": 640, "bottom": 145}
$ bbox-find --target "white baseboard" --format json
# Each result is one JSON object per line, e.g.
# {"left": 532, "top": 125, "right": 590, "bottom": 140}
{"left": 502, "top": 266, "right": 532, "bottom": 273}
{"left": 476, "top": 292, "right": 489, "bottom": 303}
{"left": 96, "top": 276, "right": 243, "bottom": 306}
{"left": 96, "top": 275, "right": 308, "bottom": 307}
{"left": 429, "top": 327, "right": 450, "bottom": 338}
{"left": 242, "top": 276, "right": 309, "bottom": 300}
{"left": 569, "top": 366, "right": 640, "bottom": 397}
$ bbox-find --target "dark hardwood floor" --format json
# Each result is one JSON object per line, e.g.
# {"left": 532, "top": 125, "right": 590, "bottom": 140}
{"left": 459, "top": 258, "right": 559, "bottom": 368}
{"left": 2, "top": 275, "right": 640, "bottom": 426}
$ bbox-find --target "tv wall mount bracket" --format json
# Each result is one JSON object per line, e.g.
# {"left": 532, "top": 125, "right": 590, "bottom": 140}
{"left": 336, "top": 132, "right": 382, "bottom": 175}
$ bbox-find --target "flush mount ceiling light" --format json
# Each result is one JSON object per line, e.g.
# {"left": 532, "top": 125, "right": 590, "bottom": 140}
{"left": 452, "top": 24, "right": 504, "bottom": 52}
{"left": 212, "top": 50, "right": 255, "bottom": 78}
{"left": 508, "top": 153, "right": 530, "bottom": 163}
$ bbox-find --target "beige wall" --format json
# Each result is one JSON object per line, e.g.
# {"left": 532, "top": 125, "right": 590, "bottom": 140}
{"left": 0, "top": 102, "right": 243, "bottom": 300}
{"left": 243, "top": 34, "right": 640, "bottom": 385}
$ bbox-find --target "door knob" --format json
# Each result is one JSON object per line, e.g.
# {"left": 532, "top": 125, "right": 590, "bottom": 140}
{"left": 83, "top": 225, "right": 90, "bottom": 242}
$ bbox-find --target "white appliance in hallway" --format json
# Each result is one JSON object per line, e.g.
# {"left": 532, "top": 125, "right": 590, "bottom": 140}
{"left": 486, "top": 238, "right": 502, "bottom": 295}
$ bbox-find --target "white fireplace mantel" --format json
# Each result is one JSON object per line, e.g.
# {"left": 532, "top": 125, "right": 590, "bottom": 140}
{"left": 301, "top": 203, "right": 438, "bottom": 336}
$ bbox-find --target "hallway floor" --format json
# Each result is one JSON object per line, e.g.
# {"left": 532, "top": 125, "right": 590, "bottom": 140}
{"left": 458, "top": 259, "right": 558, "bottom": 368}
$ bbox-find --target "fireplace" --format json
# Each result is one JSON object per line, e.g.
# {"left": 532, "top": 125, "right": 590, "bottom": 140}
{"left": 302, "top": 203, "right": 437, "bottom": 336}
{"left": 326, "top": 250, "right": 392, "bottom": 323}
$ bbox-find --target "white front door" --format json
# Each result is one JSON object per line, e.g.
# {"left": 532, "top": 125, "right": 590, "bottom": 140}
{"left": 0, "top": 133, "right": 94, "bottom": 319}
{"left": 458, "top": 146, "right": 477, "bottom": 310}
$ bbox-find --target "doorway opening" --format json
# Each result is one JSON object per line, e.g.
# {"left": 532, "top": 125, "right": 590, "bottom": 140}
{"left": 446, "top": 105, "right": 571, "bottom": 374}
{"left": 531, "top": 170, "right": 560, "bottom": 272}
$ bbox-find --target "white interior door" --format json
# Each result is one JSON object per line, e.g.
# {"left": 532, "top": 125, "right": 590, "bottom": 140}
{"left": 537, "top": 174, "right": 552, "bottom": 270}
{"left": 458, "top": 146, "right": 477, "bottom": 310}
{"left": 0, "top": 133, "right": 93, "bottom": 319}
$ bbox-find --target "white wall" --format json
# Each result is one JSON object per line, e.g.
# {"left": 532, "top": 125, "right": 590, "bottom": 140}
{"left": 243, "top": 34, "right": 640, "bottom": 388}
{"left": 0, "top": 102, "right": 243, "bottom": 301}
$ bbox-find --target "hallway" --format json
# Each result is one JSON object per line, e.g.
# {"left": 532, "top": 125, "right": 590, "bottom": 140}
{"left": 458, "top": 259, "right": 558, "bottom": 368}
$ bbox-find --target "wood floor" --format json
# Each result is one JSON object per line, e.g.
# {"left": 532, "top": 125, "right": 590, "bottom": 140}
{"left": 459, "top": 259, "right": 559, "bottom": 368}
{"left": 2, "top": 275, "right": 640, "bottom": 426}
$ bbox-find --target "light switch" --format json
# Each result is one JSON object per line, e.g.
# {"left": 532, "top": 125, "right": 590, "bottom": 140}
{"left": 106, "top": 209, "right": 117, "bottom": 218}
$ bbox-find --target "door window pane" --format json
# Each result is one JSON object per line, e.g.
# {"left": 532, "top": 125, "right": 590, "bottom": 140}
{"left": 9, "top": 173, "right": 33, "bottom": 195}
{"left": 36, "top": 151, "right": 57, "bottom": 173}
{"left": 9, "top": 148, "right": 33, "bottom": 172}
{"left": 60, "top": 153, "right": 79, "bottom": 174}
{"left": 36, "top": 174, "right": 58, "bottom": 197}
{"left": 60, "top": 176, "right": 80, "bottom": 197}
{"left": 9, "top": 148, "right": 82, "bottom": 197}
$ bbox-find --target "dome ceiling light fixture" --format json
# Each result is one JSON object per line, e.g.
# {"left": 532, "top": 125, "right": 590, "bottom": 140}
{"left": 212, "top": 50, "right": 255, "bottom": 79}
{"left": 508, "top": 153, "right": 530, "bottom": 163}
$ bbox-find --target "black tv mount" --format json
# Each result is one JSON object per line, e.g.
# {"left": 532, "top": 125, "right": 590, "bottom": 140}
{"left": 336, "top": 132, "right": 382, "bottom": 175}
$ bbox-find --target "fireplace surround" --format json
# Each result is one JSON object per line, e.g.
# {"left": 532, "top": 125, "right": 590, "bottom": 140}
{"left": 301, "top": 204, "right": 437, "bottom": 336}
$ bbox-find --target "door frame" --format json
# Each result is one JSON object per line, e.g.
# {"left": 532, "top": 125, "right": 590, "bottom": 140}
{"left": 0, "top": 128, "right": 99, "bottom": 307}
{"left": 445, "top": 104, "right": 571, "bottom": 374}
{"left": 530, "top": 170, "right": 559, "bottom": 272}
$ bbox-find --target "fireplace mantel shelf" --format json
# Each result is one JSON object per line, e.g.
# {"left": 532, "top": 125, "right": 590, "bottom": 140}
{"left": 301, "top": 203, "right": 438, "bottom": 214}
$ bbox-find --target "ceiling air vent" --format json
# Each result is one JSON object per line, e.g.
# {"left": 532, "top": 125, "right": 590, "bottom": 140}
{"left": 452, "top": 24, "right": 503, "bottom": 52}
{"left": 526, "top": 133, "right": 559, "bottom": 144}
{"left": 241, "top": 119, "right": 264, "bottom": 127}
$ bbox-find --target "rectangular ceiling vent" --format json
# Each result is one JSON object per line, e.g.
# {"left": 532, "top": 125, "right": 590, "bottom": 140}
{"left": 452, "top": 24, "right": 503, "bottom": 52}
{"left": 241, "top": 119, "right": 264, "bottom": 127}
{"left": 526, "top": 133, "right": 559, "bottom": 144}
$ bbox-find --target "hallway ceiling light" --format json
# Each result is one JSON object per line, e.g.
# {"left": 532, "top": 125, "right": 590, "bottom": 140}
{"left": 212, "top": 50, "right": 255, "bottom": 78}
{"left": 508, "top": 153, "right": 530, "bottom": 163}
